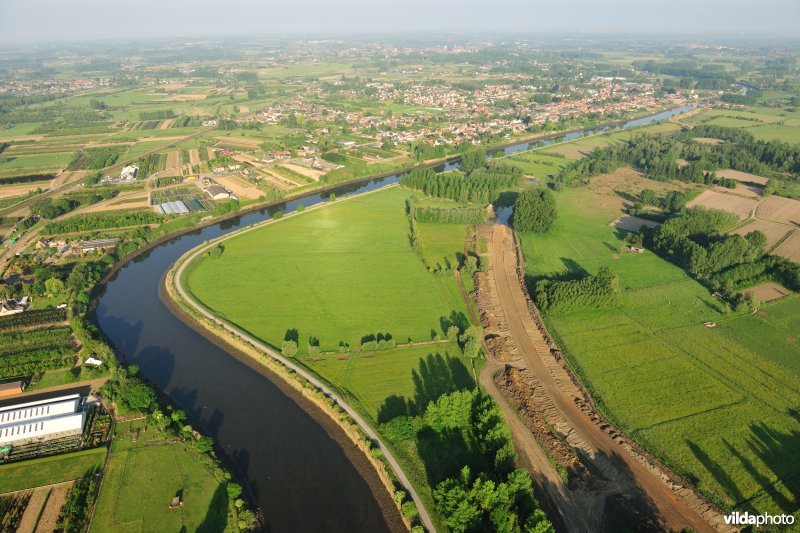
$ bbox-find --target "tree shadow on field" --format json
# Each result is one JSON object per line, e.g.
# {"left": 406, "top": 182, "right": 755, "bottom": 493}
{"left": 687, "top": 439, "right": 746, "bottom": 505}
{"left": 197, "top": 483, "right": 229, "bottom": 533}
{"left": 376, "top": 352, "right": 474, "bottom": 423}
{"left": 284, "top": 329, "right": 299, "bottom": 343}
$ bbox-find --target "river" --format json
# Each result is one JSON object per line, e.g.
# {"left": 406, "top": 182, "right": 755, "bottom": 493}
{"left": 93, "top": 104, "right": 693, "bottom": 532}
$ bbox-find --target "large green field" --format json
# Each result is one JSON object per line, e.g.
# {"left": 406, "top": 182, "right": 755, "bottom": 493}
{"left": 519, "top": 186, "right": 800, "bottom": 515}
{"left": 0, "top": 447, "right": 107, "bottom": 493}
{"left": 185, "top": 186, "right": 469, "bottom": 352}
{"left": 90, "top": 442, "right": 231, "bottom": 533}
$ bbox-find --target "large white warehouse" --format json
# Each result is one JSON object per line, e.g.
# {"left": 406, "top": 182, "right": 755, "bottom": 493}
{"left": 0, "top": 394, "right": 85, "bottom": 445}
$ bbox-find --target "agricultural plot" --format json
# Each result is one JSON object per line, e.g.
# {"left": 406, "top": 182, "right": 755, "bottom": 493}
{"left": 716, "top": 169, "right": 769, "bottom": 186}
{"left": 90, "top": 443, "right": 230, "bottom": 533}
{"left": 0, "top": 326, "right": 76, "bottom": 380}
{"left": 520, "top": 183, "right": 800, "bottom": 515}
{"left": 686, "top": 189, "right": 759, "bottom": 220}
{"left": 212, "top": 175, "right": 263, "bottom": 200}
{"left": 185, "top": 187, "right": 470, "bottom": 352}
{"left": 150, "top": 185, "right": 214, "bottom": 213}
{"left": 756, "top": 195, "right": 800, "bottom": 226}
{"left": 502, "top": 151, "right": 569, "bottom": 179}
{"left": 730, "top": 219, "right": 793, "bottom": 250}
{"left": 742, "top": 282, "right": 792, "bottom": 303}
{"left": 771, "top": 230, "right": 800, "bottom": 262}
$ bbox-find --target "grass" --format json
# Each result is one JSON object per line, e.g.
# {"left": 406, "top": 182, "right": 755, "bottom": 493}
{"left": 90, "top": 443, "right": 231, "bottom": 533}
{"left": 185, "top": 187, "right": 469, "bottom": 352}
{"left": 0, "top": 448, "right": 107, "bottom": 493}
{"left": 519, "top": 185, "right": 800, "bottom": 515}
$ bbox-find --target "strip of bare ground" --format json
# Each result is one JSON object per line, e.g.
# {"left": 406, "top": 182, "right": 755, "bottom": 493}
{"left": 474, "top": 224, "right": 735, "bottom": 533}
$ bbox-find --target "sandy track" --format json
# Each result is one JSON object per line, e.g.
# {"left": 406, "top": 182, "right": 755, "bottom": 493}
{"left": 488, "top": 224, "right": 729, "bottom": 533}
{"left": 188, "top": 149, "right": 200, "bottom": 165}
{"left": 16, "top": 487, "right": 47, "bottom": 533}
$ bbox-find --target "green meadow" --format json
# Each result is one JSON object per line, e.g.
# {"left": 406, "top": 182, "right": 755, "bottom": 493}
{"left": 519, "top": 186, "right": 800, "bottom": 514}
{"left": 185, "top": 186, "right": 470, "bottom": 352}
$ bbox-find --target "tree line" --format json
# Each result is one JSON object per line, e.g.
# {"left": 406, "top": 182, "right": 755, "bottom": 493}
{"left": 139, "top": 110, "right": 175, "bottom": 121}
{"left": 412, "top": 205, "right": 487, "bottom": 225}
{"left": 401, "top": 163, "right": 523, "bottom": 205}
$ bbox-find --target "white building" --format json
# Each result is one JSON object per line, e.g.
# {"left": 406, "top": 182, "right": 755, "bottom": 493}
{"left": 120, "top": 165, "right": 139, "bottom": 181}
{"left": 0, "top": 394, "right": 86, "bottom": 445}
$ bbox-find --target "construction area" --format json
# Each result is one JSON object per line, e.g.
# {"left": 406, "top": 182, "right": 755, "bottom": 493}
{"left": 469, "top": 223, "right": 736, "bottom": 533}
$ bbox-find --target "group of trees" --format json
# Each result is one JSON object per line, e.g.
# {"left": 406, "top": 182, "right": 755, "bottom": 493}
{"left": 422, "top": 389, "right": 554, "bottom": 532}
{"left": 642, "top": 207, "right": 800, "bottom": 297}
{"left": 45, "top": 211, "right": 165, "bottom": 234}
{"left": 139, "top": 110, "right": 175, "bottom": 120}
{"left": 67, "top": 146, "right": 125, "bottom": 171}
{"left": 554, "top": 128, "right": 800, "bottom": 189}
{"left": 534, "top": 266, "right": 619, "bottom": 314}
{"left": 512, "top": 188, "right": 557, "bottom": 233}
{"left": 31, "top": 188, "right": 116, "bottom": 219}
{"left": 401, "top": 164, "right": 522, "bottom": 205}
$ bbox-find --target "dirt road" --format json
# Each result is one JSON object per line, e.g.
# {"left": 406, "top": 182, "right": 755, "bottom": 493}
{"left": 489, "top": 224, "right": 726, "bottom": 533}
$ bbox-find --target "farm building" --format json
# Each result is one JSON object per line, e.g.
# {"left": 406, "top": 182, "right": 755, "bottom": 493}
{"left": 0, "top": 394, "right": 86, "bottom": 446}
{"left": 205, "top": 185, "right": 231, "bottom": 201}
{"left": 0, "top": 297, "right": 29, "bottom": 317}
{"left": 0, "top": 380, "right": 25, "bottom": 398}
{"left": 156, "top": 200, "right": 190, "bottom": 214}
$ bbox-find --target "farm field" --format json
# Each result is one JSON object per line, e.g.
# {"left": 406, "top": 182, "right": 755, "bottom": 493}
{"left": 730, "top": 219, "right": 793, "bottom": 250}
{"left": 0, "top": 448, "right": 107, "bottom": 494}
{"left": 756, "top": 195, "right": 800, "bottom": 226}
{"left": 772, "top": 230, "right": 800, "bottom": 262}
{"left": 90, "top": 442, "right": 231, "bottom": 533}
{"left": 716, "top": 169, "right": 769, "bottom": 185}
{"left": 686, "top": 189, "right": 759, "bottom": 220}
{"left": 519, "top": 180, "right": 800, "bottom": 515}
{"left": 185, "top": 186, "right": 470, "bottom": 352}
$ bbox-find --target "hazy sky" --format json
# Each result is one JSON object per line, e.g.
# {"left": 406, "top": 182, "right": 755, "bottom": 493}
{"left": 1, "top": 0, "right": 799, "bottom": 45}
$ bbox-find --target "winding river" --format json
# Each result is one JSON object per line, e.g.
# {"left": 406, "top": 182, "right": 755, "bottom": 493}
{"left": 94, "top": 104, "right": 694, "bottom": 532}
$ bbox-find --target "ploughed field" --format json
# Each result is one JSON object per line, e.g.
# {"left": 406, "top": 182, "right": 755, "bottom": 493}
{"left": 518, "top": 184, "right": 800, "bottom": 516}
{"left": 185, "top": 186, "right": 468, "bottom": 352}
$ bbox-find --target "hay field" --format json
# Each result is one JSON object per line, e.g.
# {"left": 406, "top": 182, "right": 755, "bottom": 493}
{"left": 686, "top": 189, "right": 759, "bottom": 220}
{"left": 730, "top": 219, "right": 793, "bottom": 250}
{"left": 756, "top": 195, "right": 800, "bottom": 226}
{"left": 716, "top": 169, "right": 769, "bottom": 185}
{"left": 0, "top": 182, "right": 48, "bottom": 198}
{"left": 187, "top": 149, "right": 200, "bottom": 165}
{"left": 772, "top": 230, "right": 800, "bottom": 262}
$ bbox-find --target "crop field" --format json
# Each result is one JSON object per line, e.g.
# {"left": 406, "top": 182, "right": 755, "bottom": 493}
{"left": 0, "top": 448, "right": 107, "bottom": 494}
{"left": 716, "top": 169, "right": 769, "bottom": 186}
{"left": 730, "top": 219, "right": 793, "bottom": 250}
{"left": 772, "top": 230, "right": 800, "bottom": 262}
{"left": 500, "top": 151, "right": 569, "bottom": 178}
{"left": 520, "top": 182, "right": 800, "bottom": 514}
{"left": 742, "top": 282, "right": 792, "bottom": 303}
{"left": 756, "top": 195, "right": 800, "bottom": 226}
{"left": 90, "top": 443, "right": 230, "bottom": 533}
{"left": 0, "top": 326, "right": 76, "bottom": 380}
{"left": 186, "top": 187, "right": 470, "bottom": 352}
{"left": 686, "top": 189, "right": 759, "bottom": 220}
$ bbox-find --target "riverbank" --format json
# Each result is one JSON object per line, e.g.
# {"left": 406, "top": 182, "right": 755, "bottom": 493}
{"left": 163, "top": 185, "right": 431, "bottom": 532}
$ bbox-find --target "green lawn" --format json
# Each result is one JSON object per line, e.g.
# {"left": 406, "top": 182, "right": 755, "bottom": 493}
{"left": 0, "top": 448, "right": 107, "bottom": 493}
{"left": 519, "top": 186, "right": 800, "bottom": 515}
{"left": 185, "top": 187, "right": 469, "bottom": 352}
{"left": 90, "top": 443, "right": 231, "bottom": 533}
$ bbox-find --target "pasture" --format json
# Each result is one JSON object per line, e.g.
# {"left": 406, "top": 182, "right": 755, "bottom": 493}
{"left": 90, "top": 443, "right": 230, "bottom": 533}
{"left": 185, "top": 187, "right": 470, "bottom": 352}
{"left": 519, "top": 181, "right": 800, "bottom": 515}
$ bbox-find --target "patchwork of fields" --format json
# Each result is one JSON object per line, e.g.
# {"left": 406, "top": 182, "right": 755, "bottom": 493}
{"left": 519, "top": 185, "right": 800, "bottom": 514}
